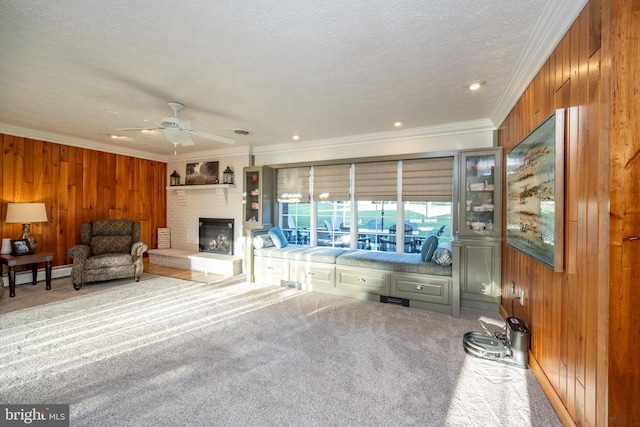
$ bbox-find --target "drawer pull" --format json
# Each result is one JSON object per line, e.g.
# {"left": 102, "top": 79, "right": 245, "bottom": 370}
{"left": 267, "top": 266, "right": 274, "bottom": 270}
{"left": 415, "top": 285, "right": 423, "bottom": 290}
{"left": 308, "top": 272, "right": 315, "bottom": 276}
{"left": 357, "top": 278, "right": 366, "bottom": 283}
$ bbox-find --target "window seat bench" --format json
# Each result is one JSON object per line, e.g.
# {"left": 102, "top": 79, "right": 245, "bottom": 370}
{"left": 252, "top": 241, "right": 459, "bottom": 317}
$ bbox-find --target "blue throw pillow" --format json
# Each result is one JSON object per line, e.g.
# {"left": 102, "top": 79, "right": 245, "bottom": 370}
{"left": 268, "top": 227, "right": 288, "bottom": 248}
{"left": 433, "top": 242, "right": 453, "bottom": 266}
{"left": 421, "top": 235, "right": 439, "bottom": 262}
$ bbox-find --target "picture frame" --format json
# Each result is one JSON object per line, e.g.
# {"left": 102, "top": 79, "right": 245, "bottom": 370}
{"left": 506, "top": 109, "right": 565, "bottom": 272}
{"left": 11, "top": 238, "right": 34, "bottom": 256}
{"left": 185, "top": 161, "right": 219, "bottom": 185}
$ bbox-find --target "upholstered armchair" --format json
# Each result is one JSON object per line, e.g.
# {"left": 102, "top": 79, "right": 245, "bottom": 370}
{"left": 67, "top": 219, "right": 148, "bottom": 290}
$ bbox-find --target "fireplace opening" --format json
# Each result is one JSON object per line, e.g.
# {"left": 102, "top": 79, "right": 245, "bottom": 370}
{"left": 199, "top": 218, "right": 234, "bottom": 255}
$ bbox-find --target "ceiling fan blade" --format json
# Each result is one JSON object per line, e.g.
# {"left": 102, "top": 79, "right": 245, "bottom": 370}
{"left": 179, "top": 136, "right": 195, "bottom": 146}
{"left": 115, "top": 127, "right": 158, "bottom": 132}
{"left": 189, "top": 129, "right": 235, "bottom": 145}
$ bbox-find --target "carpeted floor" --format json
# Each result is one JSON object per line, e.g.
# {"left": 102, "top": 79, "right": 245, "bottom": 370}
{"left": 0, "top": 275, "right": 560, "bottom": 426}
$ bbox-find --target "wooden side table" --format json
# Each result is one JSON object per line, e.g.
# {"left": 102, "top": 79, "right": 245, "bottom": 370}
{"left": 0, "top": 252, "right": 53, "bottom": 298}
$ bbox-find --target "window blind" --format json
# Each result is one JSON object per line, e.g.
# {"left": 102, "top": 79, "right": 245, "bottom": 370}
{"left": 312, "top": 164, "right": 351, "bottom": 201}
{"left": 354, "top": 161, "right": 398, "bottom": 200}
{"left": 402, "top": 157, "right": 454, "bottom": 202}
{"left": 276, "top": 167, "right": 310, "bottom": 202}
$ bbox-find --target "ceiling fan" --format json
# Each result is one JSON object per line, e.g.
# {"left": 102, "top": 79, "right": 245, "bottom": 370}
{"left": 116, "top": 102, "right": 235, "bottom": 147}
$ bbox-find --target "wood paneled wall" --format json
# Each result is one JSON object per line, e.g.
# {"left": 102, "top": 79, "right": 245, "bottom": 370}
{"left": 499, "top": 0, "right": 639, "bottom": 425}
{"left": 1, "top": 134, "right": 167, "bottom": 267}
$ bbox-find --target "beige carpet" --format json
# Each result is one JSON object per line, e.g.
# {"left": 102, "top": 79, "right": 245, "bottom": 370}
{"left": 0, "top": 275, "right": 560, "bottom": 426}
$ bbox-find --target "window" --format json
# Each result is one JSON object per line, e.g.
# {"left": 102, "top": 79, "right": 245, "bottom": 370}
{"left": 277, "top": 167, "right": 310, "bottom": 244}
{"left": 276, "top": 156, "right": 454, "bottom": 252}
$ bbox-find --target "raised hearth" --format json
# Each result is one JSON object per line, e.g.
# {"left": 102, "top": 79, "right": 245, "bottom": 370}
{"left": 148, "top": 249, "right": 242, "bottom": 277}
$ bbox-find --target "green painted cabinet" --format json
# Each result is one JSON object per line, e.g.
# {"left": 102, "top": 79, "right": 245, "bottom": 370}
{"left": 456, "top": 148, "right": 502, "bottom": 311}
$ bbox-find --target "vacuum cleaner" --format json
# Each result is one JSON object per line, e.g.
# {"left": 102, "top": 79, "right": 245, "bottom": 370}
{"left": 463, "top": 317, "right": 530, "bottom": 368}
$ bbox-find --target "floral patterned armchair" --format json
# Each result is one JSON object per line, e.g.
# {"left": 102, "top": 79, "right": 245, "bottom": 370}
{"left": 67, "top": 219, "right": 148, "bottom": 290}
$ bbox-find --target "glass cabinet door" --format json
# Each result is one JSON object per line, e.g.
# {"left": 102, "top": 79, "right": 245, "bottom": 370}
{"left": 459, "top": 149, "right": 502, "bottom": 237}
{"left": 244, "top": 169, "right": 261, "bottom": 225}
{"left": 243, "top": 166, "right": 274, "bottom": 229}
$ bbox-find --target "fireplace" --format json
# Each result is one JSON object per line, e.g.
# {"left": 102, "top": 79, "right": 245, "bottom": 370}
{"left": 199, "top": 218, "right": 234, "bottom": 255}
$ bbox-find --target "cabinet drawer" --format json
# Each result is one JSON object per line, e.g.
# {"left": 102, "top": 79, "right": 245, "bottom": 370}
{"left": 255, "top": 257, "right": 288, "bottom": 285}
{"left": 336, "top": 267, "right": 390, "bottom": 295}
{"left": 290, "top": 262, "right": 335, "bottom": 291}
{"left": 391, "top": 273, "right": 450, "bottom": 305}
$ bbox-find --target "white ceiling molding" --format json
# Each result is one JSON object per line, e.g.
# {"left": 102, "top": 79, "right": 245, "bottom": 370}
{"left": 0, "top": 123, "right": 167, "bottom": 162}
{"left": 491, "top": 0, "right": 589, "bottom": 127}
{"left": 253, "top": 119, "right": 496, "bottom": 156}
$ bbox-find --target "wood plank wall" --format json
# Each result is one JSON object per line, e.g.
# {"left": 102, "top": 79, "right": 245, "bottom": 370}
{"left": 606, "top": 0, "right": 640, "bottom": 426}
{"left": 499, "top": 0, "right": 640, "bottom": 425}
{"left": 1, "top": 134, "right": 167, "bottom": 267}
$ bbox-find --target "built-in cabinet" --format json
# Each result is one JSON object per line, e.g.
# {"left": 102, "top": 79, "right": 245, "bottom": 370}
{"left": 455, "top": 148, "right": 502, "bottom": 311}
{"left": 243, "top": 166, "right": 275, "bottom": 229}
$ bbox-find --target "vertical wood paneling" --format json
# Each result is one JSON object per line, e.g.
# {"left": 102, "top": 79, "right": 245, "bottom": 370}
{"left": 501, "top": 0, "right": 640, "bottom": 425}
{"left": 607, "top": 0, "right": 640, "bottom": 425}
{"left": 498, "top": 1, "right": 611, "bottom": 425}
{"left": 0, "top": 134, "right": 166, "bottom": 267}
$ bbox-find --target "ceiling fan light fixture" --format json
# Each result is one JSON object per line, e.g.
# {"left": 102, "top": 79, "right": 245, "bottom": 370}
{"left": 160, "top": 128, "right": 190, "bottom": 143}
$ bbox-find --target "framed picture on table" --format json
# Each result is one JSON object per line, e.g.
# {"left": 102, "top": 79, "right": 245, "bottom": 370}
{"left": 11, "top": 238, "right": 34, "bottom": 256}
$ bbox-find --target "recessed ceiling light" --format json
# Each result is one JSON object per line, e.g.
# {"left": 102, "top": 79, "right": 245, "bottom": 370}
{"left": 234, "top": 129, "right": 250, "bottom": 135}
{"left": 292, "top": 135, "right": 300, "bottom": 141}
{"left": 467, "top": 80, "right": 486, "bottom": 91}
{"left": 394, "top": 121, "right": 404, "bottom": 128}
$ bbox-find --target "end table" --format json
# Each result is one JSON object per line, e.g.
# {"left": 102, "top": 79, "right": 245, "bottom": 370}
{"left": 0, "top": 252, "right": 53, "bottom": 297}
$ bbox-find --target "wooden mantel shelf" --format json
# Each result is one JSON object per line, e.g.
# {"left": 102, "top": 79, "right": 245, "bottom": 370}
{"left": 166, "top": 184, "right": 235, "bottom": 205}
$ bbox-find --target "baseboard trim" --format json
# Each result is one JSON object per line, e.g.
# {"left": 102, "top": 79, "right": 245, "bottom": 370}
{"left": 2, "top": 265, "right": 71, "bottom": 288}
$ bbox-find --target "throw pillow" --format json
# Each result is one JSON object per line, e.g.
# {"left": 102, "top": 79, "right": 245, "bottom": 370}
{"left": 253, "top": 234, "right": 274, "bottom": 249}
{"left": 421, "top": 235, "right": 439, "bottom": 262}
{"left": 433, "top": 242, "right": 453, "bottom": 266}
{"left": 268, "top": 227, "right": 289, "bottom": 248}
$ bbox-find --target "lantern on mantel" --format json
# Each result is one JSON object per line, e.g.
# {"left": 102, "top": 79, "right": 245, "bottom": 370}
{"left": 170, "top": 170, "right": 181, "bottom": 186}
{"left": 223, "top": 166, "right": 234, "bottom": 184}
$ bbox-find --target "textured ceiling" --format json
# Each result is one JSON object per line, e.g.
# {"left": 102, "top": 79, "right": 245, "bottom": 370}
{"left": 0, "top": 1, "right": 584, "bottom": 160}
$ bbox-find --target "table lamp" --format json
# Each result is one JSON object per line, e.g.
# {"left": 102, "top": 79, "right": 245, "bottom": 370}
{"left": 5, "top": 202, "right": 48, "bottom": 250}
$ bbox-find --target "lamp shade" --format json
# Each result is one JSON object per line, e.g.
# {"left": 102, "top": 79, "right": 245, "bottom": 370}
{"left": 5, "top": 203, "right": 48, "bottom": 223}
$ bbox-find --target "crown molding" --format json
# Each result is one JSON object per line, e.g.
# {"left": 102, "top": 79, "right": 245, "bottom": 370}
{"left": 168, "top": 145, "right": 253, "bottom": 163}
{"left": 253, "top": 119, "right": 496, "bottom": 156}
{"left": 491, "top": 0, "right": 588, "bottom": 128}
{"left": 0, "top": 123, "right": 168, "bottom": 162}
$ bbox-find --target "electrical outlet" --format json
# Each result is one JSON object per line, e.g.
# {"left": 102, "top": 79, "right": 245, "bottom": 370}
{"left": 519, "top": 289, "right": 525, "bottom": 306}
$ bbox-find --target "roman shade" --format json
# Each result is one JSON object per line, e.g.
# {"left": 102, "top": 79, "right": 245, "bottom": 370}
{"left": 402, "top": 157, "right": 454, "bottom": 202}
{"left": 277, "top": 167, "right": 310, "bottom": 202}
{"left": 354, "top": 161, "right": 397, "bottom": 200}
{"left": 312, "top": 164, "right": 351, "bottom": 201}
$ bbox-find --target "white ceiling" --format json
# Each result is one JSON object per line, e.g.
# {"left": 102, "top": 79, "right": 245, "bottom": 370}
{"left": 0, "top": 0, "right": 585, "bottom": 161}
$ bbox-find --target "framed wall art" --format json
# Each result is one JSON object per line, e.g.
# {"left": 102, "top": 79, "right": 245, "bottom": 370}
{"left": 185, "top": 161, "right": 219, "bottom": 185}
{"left": 506, "top": 109, "right": 565, "bottom": 272}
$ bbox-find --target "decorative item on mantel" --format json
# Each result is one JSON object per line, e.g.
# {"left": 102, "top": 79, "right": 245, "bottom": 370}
{"left": 170, "top": 170, "right": 181, "bottom": 186}
{"left": 223, "top": 166, "right": 234, "bottom": 184}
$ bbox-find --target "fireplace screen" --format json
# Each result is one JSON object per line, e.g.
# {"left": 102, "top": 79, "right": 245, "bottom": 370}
{"left": 199, "top": 218, "right": 234, "bottom": 255}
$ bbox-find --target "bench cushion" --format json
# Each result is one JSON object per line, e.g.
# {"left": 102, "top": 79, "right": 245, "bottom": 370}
{"left": 335, "top": 250, "right": 452, "bottom": 276}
